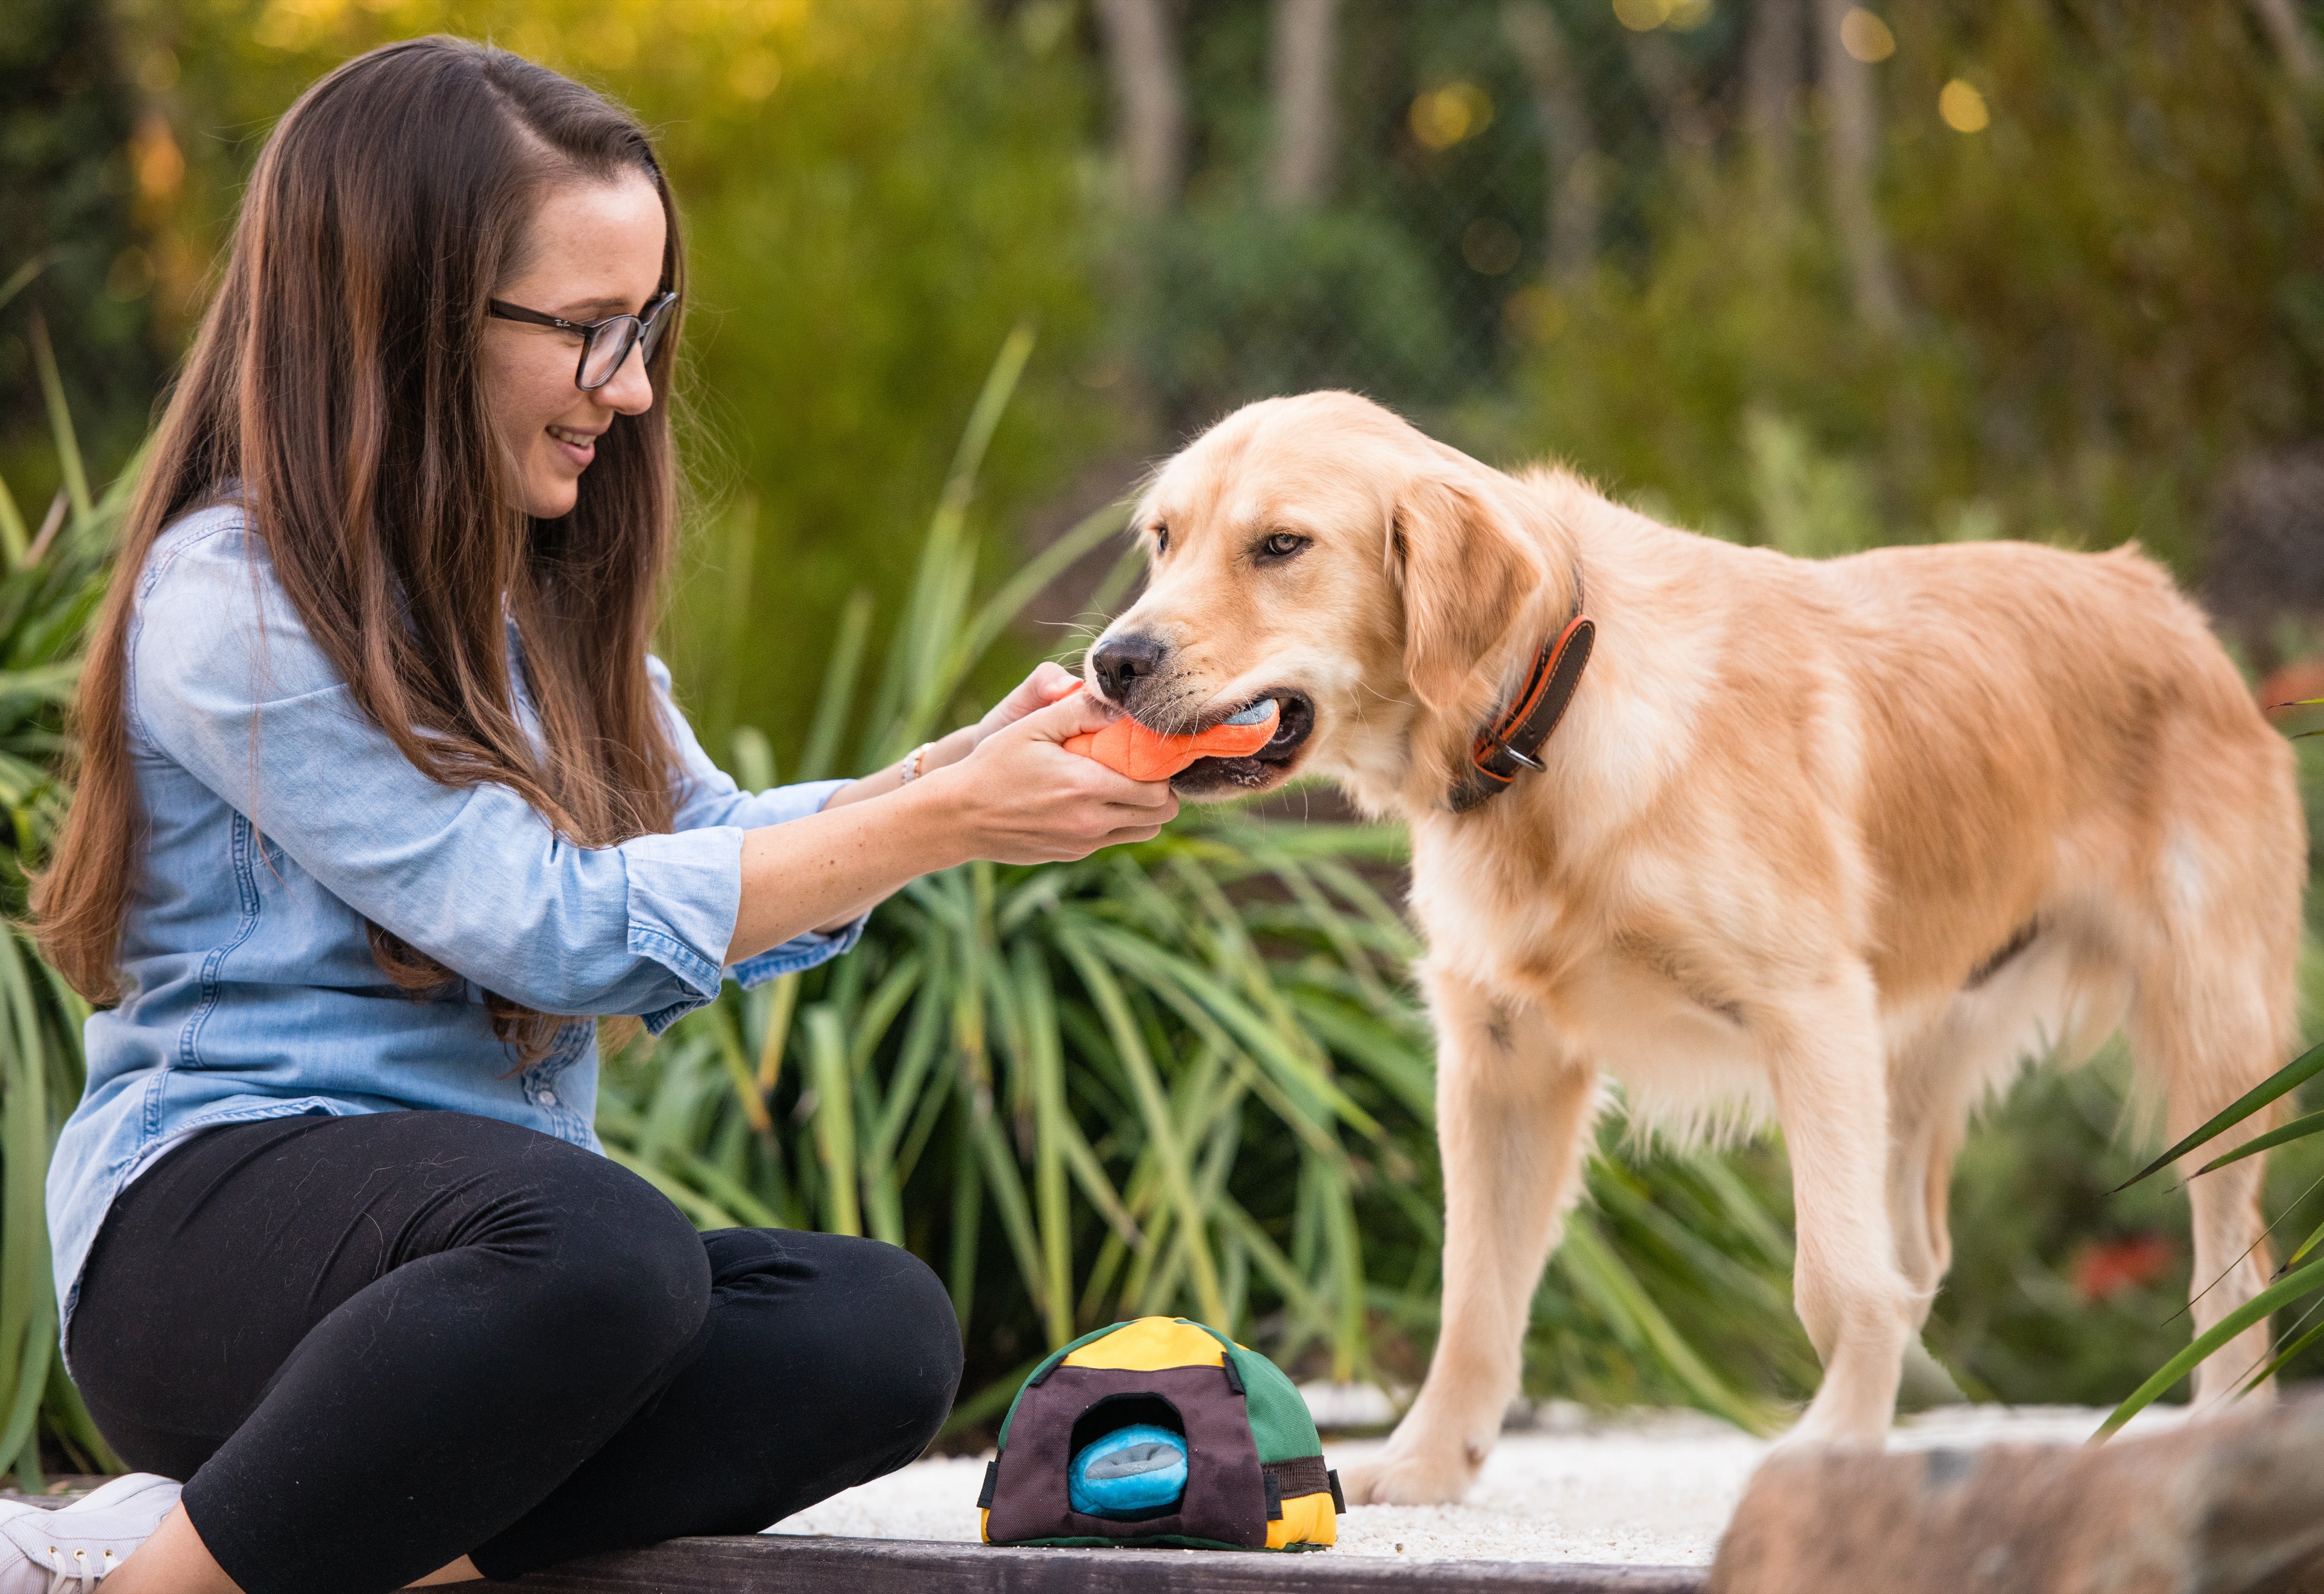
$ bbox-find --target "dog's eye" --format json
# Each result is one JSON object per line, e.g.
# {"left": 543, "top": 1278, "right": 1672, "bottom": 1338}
{"left": 1153, "top": 526, "right": 1170, "bottom": 557}
{"left": 1259, "top": 532, "right": 1307, "bottom": 560}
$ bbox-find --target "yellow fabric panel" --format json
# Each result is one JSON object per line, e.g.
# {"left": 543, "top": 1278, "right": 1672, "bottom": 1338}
{"left": 980, "top": 1508, "right": 991, "bottom": 1543}
{"left": 1265, "top": 1490, "right": 1337, "bottom": 1548}
{"left": 1061, "top": 1316, "right": 1223, "bottom": 1371}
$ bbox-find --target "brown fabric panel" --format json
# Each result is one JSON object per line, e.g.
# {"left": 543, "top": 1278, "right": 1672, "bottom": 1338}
{"left": 984, "top": 1364, "right": 1267, "bottom": 1548}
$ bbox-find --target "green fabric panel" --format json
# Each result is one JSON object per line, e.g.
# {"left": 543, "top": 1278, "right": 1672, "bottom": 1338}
{"left": 1224, "top": 1343, "right": 1322, "bottom": 1465}
{"left": 995, "top": 1322, "right": 1129, "bottom": 1452}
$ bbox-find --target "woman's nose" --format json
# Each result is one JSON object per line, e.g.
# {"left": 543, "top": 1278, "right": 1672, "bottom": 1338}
{"left": 596, "top": 341, "right": 655, "bottom": 416}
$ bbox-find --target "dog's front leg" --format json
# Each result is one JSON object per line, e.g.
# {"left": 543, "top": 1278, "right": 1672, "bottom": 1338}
{"left": 1768, "top": 963, "right": 1917, "bottom": 1448}
{"left": 1341, "top": 966, "right": 1598, "bottom": 1505}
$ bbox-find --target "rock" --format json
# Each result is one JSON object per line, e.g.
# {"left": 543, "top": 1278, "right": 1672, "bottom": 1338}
{"left": 1709, "top": 1393, "right": 2324, "bottom": 1594}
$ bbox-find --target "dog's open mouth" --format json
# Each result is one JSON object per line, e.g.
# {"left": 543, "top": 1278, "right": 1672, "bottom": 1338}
{"left": 1159, "top": 691, "right": 1315, "bottom": 796}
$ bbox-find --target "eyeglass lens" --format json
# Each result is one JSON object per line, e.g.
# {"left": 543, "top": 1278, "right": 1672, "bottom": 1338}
{"left": 580, "top": 320, "right": 640, "bottom": 389}
{"left": 577, "top": 302, "right": 671, "bottom": 390}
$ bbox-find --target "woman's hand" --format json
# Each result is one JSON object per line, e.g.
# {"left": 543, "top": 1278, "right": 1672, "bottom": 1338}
{"left": 969, "top": 661, "right": 1082, "bottom": 750}
{"left": 822, "top": 663, "right": 1081, "bottom": 813}
{"left": 922, "top": 688, "right": 1177, "bottom": 864}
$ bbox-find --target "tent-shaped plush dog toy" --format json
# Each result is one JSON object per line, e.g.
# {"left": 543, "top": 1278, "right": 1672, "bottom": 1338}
{"left": 977, "top": 1316, "right": 1345, "bottom": 1551}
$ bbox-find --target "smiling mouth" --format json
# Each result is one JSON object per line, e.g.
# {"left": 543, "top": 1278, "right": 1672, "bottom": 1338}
{"left": 548, "top": 425, "right": 600, "bottom": 463}
{"left": 1149, "top": 691, "right": 1316, "bottom": 795}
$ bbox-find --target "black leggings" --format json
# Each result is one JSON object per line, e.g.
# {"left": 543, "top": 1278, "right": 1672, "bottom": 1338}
{"left": 65, "top": 1111, "right": 963, "bottom": 1594}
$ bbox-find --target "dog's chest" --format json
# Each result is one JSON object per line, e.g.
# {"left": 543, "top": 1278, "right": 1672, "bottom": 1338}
{"left": 1409, "top": 833, "right": 1769, "bottom": 1117}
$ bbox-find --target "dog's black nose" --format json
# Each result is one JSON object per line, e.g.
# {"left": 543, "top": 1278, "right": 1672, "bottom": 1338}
{"left": 1092, "top": 633, "right": 1168, "bottom": 703}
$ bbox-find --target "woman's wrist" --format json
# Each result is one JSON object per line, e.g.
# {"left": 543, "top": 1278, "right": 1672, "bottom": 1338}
{"left": 922, "top": 725, "right": 978, "bottom": 772}
{"left": 892, "top": 761, "right": 977, "bottom": 872}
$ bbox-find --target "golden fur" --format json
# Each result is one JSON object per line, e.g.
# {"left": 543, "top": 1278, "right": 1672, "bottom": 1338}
{"left": 1085, "top": 392, "right": 2306, "bottom": 1501}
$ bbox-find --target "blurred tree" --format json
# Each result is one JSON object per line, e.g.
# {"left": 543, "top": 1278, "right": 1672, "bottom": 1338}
{"left": 1507, "top": 0, "right": 2324, "bottom": 570}
{"left": 1814, "top": 0, "right": 1903, "bottom": 331}
{"left": 1501, "top": 1, "right": 1599, "bottom": 282}
{"left": 1096, "top": 0, "right": 1188, "bottom": 213}
{"left": 1267, "top": 0, "right": 1343, "bottom": 207}
{"left": 0, "top": 0, "right": 165, "bottom": 505}
{"left": 1742, "top": 0, "right": 1805, "bottom": 205}
{"left": 2248, "top": 0, "right": 2321, "bottom": 80}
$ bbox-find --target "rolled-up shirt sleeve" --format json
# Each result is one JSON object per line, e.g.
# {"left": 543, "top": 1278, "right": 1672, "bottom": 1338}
{"left": 130, "top": 530, "right": 855, "bottom": 1030}
{"left": 646, "top": 654, "right": 870, "bottom": 983}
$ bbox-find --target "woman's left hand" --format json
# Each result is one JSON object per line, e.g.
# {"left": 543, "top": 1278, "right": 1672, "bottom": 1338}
{"left": 825, "top": 661, "right": 1085, "bottom": 820}
{"left": 971, "top": 662, "right": 1082, "bottom": 749}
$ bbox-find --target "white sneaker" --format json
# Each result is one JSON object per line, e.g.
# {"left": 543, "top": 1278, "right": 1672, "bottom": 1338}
{"left": 0, "top": 1474, "right": 182, "bottom": 1592}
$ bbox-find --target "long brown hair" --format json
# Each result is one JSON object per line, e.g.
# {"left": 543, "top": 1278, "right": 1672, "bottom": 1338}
{"left": 34, "top": 37, "right": 688, "bottom": 1055}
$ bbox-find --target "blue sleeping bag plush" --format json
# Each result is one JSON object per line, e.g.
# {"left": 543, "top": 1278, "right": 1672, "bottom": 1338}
{"left": 1067, "top": 1424, "right": 1189, "bottom": 1519}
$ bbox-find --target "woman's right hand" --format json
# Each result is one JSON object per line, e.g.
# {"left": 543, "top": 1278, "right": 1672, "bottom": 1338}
{"left": 921, "top": 688, "right": 1178, "bottom": 864}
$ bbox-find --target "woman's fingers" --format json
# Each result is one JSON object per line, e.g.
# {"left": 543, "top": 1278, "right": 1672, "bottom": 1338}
{"left": 974, "top": 662, "right": 1084, "bottom": 744}
{"left": 1010, "top": 686, "right": 1116, "bottom": 743}
{"left": 1029, "top": 660, "right": 1080, "bottom": 703}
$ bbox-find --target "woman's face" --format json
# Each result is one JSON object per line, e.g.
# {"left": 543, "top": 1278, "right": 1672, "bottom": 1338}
{"left": 482, "top": 171, "right": 668, "bottom": 520}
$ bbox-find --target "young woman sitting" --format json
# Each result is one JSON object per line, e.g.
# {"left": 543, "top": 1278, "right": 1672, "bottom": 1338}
{"left": 22, "top": 36, "right": 1173, "bottom": 1594}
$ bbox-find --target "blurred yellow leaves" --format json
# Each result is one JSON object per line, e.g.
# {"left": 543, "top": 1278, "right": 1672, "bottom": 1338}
{"left": 1504, "top": 283, "right": 1566, "bottom": 344}
{"left": 1409, "top": 81, "right": 1492, "bottom": 151}
{"left": 1612, "top": 0, "right": 1711, "bottom": 33}
{"left": 1939, "top": 79, "right": 1989, "bottom": 132}
{"left": 251, "top": 0, "right": 356, "bottom": 53}
{"left": 128, "top": 114, "right": 185, "bottom": 203}
{"left": 1839, "top": 8, "right": 1895, "bottom": 63}
{"left": 241, "top": 0, "right": 819, "bottom": 76}
{"left": 729, "top": 48, "right": 783, "bottom": 100}
{"left": 137, "top": 48, "right": 181, "bottom": 92}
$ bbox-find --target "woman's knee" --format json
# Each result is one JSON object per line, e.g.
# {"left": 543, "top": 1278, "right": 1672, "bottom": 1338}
{"left": 461, "top": 1144, "right": 713, "bottom": 1373}
{"left": 821, "top": 1237, "right": 962, "bottom": 1446}
{"left": 706, "top": 1230, "right": 960, "bottom": 1446}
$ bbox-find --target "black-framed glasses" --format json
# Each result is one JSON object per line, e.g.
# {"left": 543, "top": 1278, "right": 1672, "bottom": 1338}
{"left": 487, "top": 290, "right": 679, "bottom": 391}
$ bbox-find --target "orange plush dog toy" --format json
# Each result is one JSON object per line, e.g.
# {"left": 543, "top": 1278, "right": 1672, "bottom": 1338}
{"left": 1064, "top": 694, "right": 1280, "bottom": 781}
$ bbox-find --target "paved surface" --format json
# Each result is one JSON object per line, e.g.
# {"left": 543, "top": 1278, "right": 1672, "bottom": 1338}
{"left": 768, "top": 1404, "right": 2194, "bottom": 1568}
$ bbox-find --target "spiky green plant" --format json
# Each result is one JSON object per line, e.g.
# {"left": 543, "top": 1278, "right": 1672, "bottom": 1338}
{"left": 1, "top": 264, "right": 132, "bottom": 1485}
{"left": 2098, "top": 1035, "right": 2324, "bottom": 1438}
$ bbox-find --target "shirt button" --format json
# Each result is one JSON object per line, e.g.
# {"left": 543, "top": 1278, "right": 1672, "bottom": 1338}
{"left": 537, "top": 1091, "right": 558, "bottom": 1108}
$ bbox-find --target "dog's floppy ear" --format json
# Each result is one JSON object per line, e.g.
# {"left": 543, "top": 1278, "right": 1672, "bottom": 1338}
{"left": 1392, "top": 471, "right": 1542, "bottom": 715}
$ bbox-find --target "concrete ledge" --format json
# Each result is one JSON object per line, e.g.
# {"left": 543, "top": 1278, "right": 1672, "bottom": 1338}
{"left": 0, "top": 1494, "right": 1705, "bottom": 1590}
{"left": 508, "top": 1536, "right": 1709, "bottom": 1594}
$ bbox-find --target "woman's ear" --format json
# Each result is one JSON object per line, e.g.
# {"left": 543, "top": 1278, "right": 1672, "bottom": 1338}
{"left": 1391, "top": 472, "right": 1543, "bottom": 715}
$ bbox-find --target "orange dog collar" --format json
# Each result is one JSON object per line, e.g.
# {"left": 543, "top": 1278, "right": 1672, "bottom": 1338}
{"left": 1448, "top": 584, "right": 1594, "bottom": 813}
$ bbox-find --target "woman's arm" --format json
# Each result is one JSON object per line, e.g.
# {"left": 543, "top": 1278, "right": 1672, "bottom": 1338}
{"left": 723, "top": 686, "right": 1172, "bottom": 965}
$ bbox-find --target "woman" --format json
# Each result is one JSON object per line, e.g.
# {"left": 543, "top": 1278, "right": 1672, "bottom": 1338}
{"left": 22, "top": 36, "right": 1172, "bottom": 1593}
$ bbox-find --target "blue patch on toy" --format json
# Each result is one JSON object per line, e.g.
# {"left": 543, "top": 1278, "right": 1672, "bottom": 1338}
{"left": 1067, "top": 1423, "right": 1189, "bottom": 1519}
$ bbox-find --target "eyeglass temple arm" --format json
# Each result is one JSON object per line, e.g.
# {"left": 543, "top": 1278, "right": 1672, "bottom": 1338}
{"left": 486, "top": 300, "right": 581, "bottom": 332}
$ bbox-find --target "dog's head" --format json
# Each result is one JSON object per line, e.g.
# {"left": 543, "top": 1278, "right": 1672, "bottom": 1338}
{"left": 1087, "top": 392, "right": 1571, "bottom": 810}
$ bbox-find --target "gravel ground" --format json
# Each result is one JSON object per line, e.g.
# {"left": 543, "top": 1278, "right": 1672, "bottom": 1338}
{"left": 766, "top": 1403, "right": 2192, "bottom": 1566}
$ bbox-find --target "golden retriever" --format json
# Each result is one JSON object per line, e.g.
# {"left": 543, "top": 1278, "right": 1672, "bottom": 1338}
{"left": 1083, "top": 392, "right": 2305, "bottom": 1502}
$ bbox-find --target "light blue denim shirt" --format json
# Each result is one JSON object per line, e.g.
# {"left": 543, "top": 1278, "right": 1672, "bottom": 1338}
{"left": 48, "top": 502, "right": 864, "bottom": 1327}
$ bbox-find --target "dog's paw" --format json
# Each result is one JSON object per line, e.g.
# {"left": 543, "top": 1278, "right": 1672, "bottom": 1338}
{"left": 1767, "top": 1408, "right": 1885, "bottom": 1456}
{"left": 1338, "top": 1444, "right": 1481, "bottom": 1506}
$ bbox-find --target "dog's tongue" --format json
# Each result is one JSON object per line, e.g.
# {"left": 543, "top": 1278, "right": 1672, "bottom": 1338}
{"left": 1065, "top": 698, "right": 1280, "bottom": 781}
